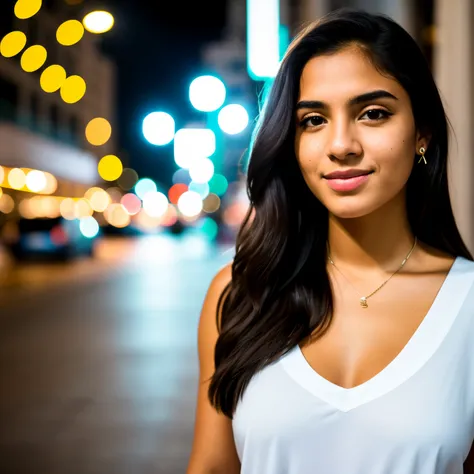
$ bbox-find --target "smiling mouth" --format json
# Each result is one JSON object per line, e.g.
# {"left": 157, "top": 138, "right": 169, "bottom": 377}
{"left": 323, "top": 171, "right": 374, "bottom": 192}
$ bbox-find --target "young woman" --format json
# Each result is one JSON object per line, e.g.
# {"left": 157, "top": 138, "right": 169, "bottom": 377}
{"left": 187, "top": 8, "right": 474, "bottom": 474}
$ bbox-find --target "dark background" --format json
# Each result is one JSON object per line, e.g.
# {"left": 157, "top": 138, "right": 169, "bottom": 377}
{"left": 101, "top": 0, "right": 228, "bottom": 189}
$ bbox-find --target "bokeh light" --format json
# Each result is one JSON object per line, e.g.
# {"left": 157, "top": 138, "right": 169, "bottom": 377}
{"left": 80, "top": 216, "right": 99, "bottom": 238}
{"left": 135, "top": 178, "right": 156, "bottom": 200}
{"left": 198, "top": 216, "right": 219, "bottom": 240}
{"left": 174, "top": 128, "right": 216, "bottom": 169}
{"left": 143, "top": 191, "right": 169, "bottom": 218}
{"left": 60, "top": 75, "right": 86, "bottom": 103}
{"left": 121, "top": 193, "right": 141, "bottom": 215}
{"left": 98, "top": 155, "right": 123, "bottom": 181}
{"left": 172, "top": 168, "right": 191, "bottom": 186}
{"left": 14, "top": 0, "right": 42, "bottom": 19}
{"left": 89, "top": 188, "right": 110, "bottom": 212}
{"left": 60, "top": 197, "right": 76, "bottom": 220}
{"left": 142, "top": 111, "right": 175, "bottom": 146}
{"left": 189, "top": 158, "right": 215, "bottom": 184}
{"left": 105, "top": 203, "right": 130, "bottom": 228}
{"left": 42, "top": 172, "right": 58, "bottom": 194}
{"left": 56, "top": 19, "right": 84, "bottom": 46}
{"left": 106, "top": 186, "right": 122, "bottom": 203}
{"left": 85, "top": 117, "right": 112, "bottom": 146}
{"left": 0, "top": 194, "right": 15, "bottom": 214}
{"left": 208, "top": 174, "right": 228, "bottom": 196}
{"left": 189, "top": 75, "right": 226, "bottom": 112}
{"left": 76, "top": 198, "right": 93, "bottom": 218}
{"left": 25, "top": 170, "right": 47, "bottom": 193}
{"left": 218, "top": 104, "right": 249, "bottom": 135}
{"left": 83, "top": 11, "right": 114, "bottom": 34}
{"left": 0, "top": 166, "right": 5, "bottom": 184}
{"left": 117, "top": 168, "right": 138, "bottom": 190}
{"left": 8, "top": 168, "right": 26, "bottom": 189}
{"left": 20, "top": 45, "right": 47, "bottom": 72}
{"left": 202, "top": 193, "right": 221, "bottom": 213}
{"left": 40, "top": 64, "right": 67, "bottom": 93}
{"left": 168, "top": 183, "right": 188, "bottom": 205}
{"left": 188, "top": 181, "right": 210, "bottom": 199}
{"left": 0, "top": 31, "right": 27, "bottom": 58}
{"left": 177, "top": 190, "right": 203, "bottom": 217}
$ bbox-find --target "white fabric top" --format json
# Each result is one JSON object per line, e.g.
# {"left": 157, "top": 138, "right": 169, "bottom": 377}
{"left": 232, "top": 256, "right": 474, "bottom": 474}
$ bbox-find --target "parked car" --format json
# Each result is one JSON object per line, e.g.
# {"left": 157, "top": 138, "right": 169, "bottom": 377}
{"left": 4, "top": 217, "right": 96, "bottom": 261}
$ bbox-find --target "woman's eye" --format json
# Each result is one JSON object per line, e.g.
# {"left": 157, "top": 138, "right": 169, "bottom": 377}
{"left": 301, "top": 116, "right": 325, "bottom": 128}
{"left": 360, "top": 109, "right": 391, "bottom": 121}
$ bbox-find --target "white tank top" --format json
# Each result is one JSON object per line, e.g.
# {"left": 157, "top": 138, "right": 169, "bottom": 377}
{"left": 232, "top": 256, "right": 474, "bottom": 474}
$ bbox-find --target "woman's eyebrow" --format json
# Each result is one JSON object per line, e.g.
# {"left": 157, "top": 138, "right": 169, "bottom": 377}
{"left": 296, "top": 90, "right": 399, "bottom": 111}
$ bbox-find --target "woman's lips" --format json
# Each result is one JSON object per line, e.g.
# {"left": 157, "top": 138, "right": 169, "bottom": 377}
{"left": 324, "top": 172, "right": 372, "bottom": 192}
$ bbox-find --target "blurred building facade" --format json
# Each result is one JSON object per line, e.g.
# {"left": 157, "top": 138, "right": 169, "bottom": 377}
{"left": 200, "top": 0, "right": 256, "bottom": 185}
{"left": 0, "top": 0, "right": 116, "bottom": 203}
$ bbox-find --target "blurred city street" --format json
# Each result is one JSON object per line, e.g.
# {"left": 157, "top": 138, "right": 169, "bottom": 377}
{"left": 0, "top": 234, "right": 233, "bottom": 474}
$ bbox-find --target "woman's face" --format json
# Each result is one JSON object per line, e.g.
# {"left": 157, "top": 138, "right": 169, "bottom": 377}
{"left": 294, "top": 46, "right": 426, "bottom": 219}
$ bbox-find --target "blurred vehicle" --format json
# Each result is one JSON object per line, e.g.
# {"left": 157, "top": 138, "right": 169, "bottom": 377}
{"left": 3, "top": 217, "right": 96, "bottom": 262}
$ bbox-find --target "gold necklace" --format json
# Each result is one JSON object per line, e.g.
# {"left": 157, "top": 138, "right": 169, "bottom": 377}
{"left": 327, "top": 237, "right": 418, "bottom": 308}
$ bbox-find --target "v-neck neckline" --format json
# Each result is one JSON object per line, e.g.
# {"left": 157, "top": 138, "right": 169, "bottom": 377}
{"left": 280, "top": 256, "right": 473, "bottom": 412}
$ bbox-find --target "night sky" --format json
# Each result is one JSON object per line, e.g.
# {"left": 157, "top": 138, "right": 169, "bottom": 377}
{"left": 101, "top": 0, "right": 228, "bottom": 190}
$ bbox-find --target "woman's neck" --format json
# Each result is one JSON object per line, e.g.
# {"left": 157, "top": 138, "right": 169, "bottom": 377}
{"left": 327, "top": 197, "right": 416, "bottom": 272}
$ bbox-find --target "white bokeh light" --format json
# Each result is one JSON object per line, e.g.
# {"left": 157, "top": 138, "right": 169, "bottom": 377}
{"left": 218, "top": 104, "right": 249, "bottom": 135}
{"left": 177, "top": 191, "right": 203, "bottom": 217}
{"left": 189, "top": 76, "right": 226, "bottom": 112}
{"left": 26, "top": 170, "right": 47, "bottom": 193}
{"left": 80, "top": 216, "right": 100, "bottom": 238}
{"left": 135, "top": 178, "right": 157, "bottom": 200}
{"left": 143, "top": 191, "right": 169, "bottom": 218}
{"left": 142, "top": 111, "right": 175, "bottom": 145}
{"left": 174, "top": 128, "right": 216, "bottom": 169}
{"left": 189, "top": 158, "right": 215, "bottom": 184}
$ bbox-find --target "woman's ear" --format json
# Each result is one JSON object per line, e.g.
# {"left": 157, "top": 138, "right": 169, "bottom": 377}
{"left": 416, "top": 130, "right": 432, "bottom": 153}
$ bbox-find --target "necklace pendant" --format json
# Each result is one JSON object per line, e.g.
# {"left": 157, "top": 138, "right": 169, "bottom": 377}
{"left": 360, "top": 297, "right": 368, "bottom": 308}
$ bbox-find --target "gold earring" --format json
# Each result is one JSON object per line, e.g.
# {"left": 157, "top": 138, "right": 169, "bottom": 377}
{"left": 418, "top": 147, "right": 427, "bottom": 165}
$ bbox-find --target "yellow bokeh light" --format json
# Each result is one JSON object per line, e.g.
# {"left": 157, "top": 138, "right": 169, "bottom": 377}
{"left": 84, "top": 186, "right": 103, "bottom": 201}
{"left": 105, "top": 203, "right": 130, "bottom": 228}
{"left": 75, "top": 198, "right": 93, "bottom": 218}
{"left": 40, "top": 64, "right": 67, "bottom": 93}
{"left": 85, "top": 117, "right": 112, "bottom": 146}
{"left": 60, "top": 75, "right": 86, "bottom": 104}
{"left": 60, "top": 198, "right": 76, "bottom": 220}
{"left": 20, "top": 45, "right": 47, "bottom": 72}
{"left": 42, "top": 172, "right": 58, "bottom": 194}
{"left": 89, "top": 189, "right": 110, "bottom": 212}
{"left": 8, "top": 168, "right": 26, "bottom": 189}
{"left": 0, "top": 31, "right": 27, "bottom": 58}
{"left": 0, "top": 194, "right": 15, "bottom": 214}
{"left": 56, "top": 19, "right": 84, "bottom": 46}
{"left": 98, "top": 155, "right": 123, "bottom": 181}
{"left": 83, "top": 11, "right": 114, "bottom": 34}
{"left": 0, "top": 166, "right": 4, "bottom": 184}
{"left": 14, "top": 0, "right": 42, "bottom": 19}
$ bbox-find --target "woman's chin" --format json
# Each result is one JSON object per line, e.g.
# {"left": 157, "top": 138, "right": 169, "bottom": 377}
{"left": 325, "top": 200, "right": 378, "bottom": 220}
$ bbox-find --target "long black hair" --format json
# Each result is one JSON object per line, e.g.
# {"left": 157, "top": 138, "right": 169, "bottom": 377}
{"left": 208, "top": 8, "right": 473, "bottom": 418}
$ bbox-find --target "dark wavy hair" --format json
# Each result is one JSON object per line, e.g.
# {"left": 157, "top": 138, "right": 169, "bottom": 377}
{"left": 208, "top": 8, "right": 473, "bottom": 418}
